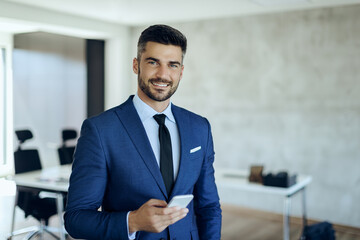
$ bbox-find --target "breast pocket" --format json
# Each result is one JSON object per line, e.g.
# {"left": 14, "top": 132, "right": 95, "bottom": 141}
{"left": 189, "top": 145, "right": 203, "bottom": 160}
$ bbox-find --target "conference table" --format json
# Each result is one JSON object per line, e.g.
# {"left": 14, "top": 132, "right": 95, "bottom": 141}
{"left": 215, "top": 168, "right": 312, "bottom": 240}
{"left": 8, "top": 164, "right": 71, "bottom": 240}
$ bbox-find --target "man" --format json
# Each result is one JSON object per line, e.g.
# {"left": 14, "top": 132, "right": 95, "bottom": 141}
{"left": 64, "top": 24, "right": 222, "bottom": 240}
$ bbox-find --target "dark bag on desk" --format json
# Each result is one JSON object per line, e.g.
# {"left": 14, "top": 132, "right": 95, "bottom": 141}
{"left": 263, "top": 171, "right": 297, "bottom": 188}
{"left": 301, "top": 221, "right": 335, "bottom": 240}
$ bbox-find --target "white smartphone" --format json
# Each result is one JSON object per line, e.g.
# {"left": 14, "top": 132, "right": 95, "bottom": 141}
{"left": 167, "top": 194, "right": 194, "bottom": 208}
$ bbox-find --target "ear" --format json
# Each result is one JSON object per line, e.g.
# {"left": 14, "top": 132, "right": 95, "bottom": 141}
{"left": 179, "top": 65, "right": 184, "bottom": 81}
{"left": 133, "top": 58, "right": 139, "bottom": 74}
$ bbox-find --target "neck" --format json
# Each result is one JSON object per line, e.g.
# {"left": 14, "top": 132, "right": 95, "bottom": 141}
{"left": 137, "top": 89, "right": 170, "bottom": 113}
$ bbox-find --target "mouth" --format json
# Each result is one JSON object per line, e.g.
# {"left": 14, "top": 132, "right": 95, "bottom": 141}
{"left": 152, "top": 82, "right": 168, "bottom": 87}
{"left": 150, "top": 79, "right": 171, "bottom": 88}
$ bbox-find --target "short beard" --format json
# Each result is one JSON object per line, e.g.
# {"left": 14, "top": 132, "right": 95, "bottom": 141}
{"left": 138, "top": 76, "right": 178, "bottom": 102}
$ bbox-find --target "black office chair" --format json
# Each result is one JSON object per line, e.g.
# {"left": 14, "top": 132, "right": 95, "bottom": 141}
{"left": 8, "top": 130, "right": 60, "bottom": 240}
{"left": 57, "top": 129, "right": 77, "bottom": 165}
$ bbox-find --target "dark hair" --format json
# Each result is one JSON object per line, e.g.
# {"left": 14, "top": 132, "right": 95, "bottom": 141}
{"left": 137, "top": 24, "right": 187, "bottom": 62}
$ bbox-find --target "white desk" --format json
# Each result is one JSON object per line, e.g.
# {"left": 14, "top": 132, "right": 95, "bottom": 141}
{"left": 8, "top": 165, "right": 71, "bottom": 240}
{"left": 12, "top": 165, "right": 71, "bottom": 192}
{"left": 216, "top": 169, "right": 312, "bottom": 240}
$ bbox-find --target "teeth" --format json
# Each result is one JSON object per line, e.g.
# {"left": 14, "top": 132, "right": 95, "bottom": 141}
{"left": 153, "top": 82, "right": 167, "bottom": 87}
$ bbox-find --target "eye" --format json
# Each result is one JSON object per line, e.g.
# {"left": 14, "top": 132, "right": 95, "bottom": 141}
{"left": 148, "top": 60, "right": 157, "bottom": 65}
{"left": 170, "top": 64, "right": 179, "bottom": 69}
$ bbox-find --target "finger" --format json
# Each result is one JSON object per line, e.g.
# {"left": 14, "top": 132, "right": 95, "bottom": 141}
{"left": 154, "top": 206, "right": 180, "bottom": 215}
{"left": 146, "top": 199, "right": 168, "bottom": 208}
{"left": 152, "top": 208, "right": 189, "bottom": 231}
{"left": 158, "top": 208, "right": 188, "bottom": 224}
{"left": 168, "top": 208, "right": 188, "bottom": 219}
{"left": 163, "top": 211, "right": 188, "bottom": 226}
{"left": 157, "top": 204, "right": 190, "bottom": 215}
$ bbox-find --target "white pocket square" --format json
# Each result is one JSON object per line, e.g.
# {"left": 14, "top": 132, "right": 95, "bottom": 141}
{"left": 190, "top": 146, "right": 201, "bottom": 153}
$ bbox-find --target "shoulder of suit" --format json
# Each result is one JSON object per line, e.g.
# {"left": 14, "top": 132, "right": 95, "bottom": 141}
{"left": 86, "top": 96, "right": 133, "bottom": 121}
{"left": 86, "top": 105, "right": 118, "bottom": 122}
{"left": 172, "top": 104, "right": 209, "bottom": 125}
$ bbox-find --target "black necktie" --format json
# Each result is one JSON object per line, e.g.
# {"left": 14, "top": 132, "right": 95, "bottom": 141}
{"left": 153, "top": 114, "right": 174, "bottom": 196}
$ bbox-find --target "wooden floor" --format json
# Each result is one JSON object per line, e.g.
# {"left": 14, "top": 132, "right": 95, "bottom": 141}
{"left": 222, "top": 204, "right": 360, "bottom": 240}
{"left": 1, "top": 178, "right": 359, "bottom": 240}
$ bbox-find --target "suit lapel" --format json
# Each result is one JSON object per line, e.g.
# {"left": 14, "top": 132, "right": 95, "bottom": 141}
{"left": 115, "top": 96, "right": 167, "bottom": 197}
{"left": 170, "top": 105, "right": 192, "bottom": 198}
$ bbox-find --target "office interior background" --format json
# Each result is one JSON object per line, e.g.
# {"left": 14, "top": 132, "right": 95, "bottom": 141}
{"left": 0, "top": 0, "right": 360, "bottom": 238}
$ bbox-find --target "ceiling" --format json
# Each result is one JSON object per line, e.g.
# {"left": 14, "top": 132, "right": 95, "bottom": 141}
{"left": 1, "top": 0, "right": 360, "bottom": 35}
{"left": 4, "top": 0, "right": 360, "bottom": 25}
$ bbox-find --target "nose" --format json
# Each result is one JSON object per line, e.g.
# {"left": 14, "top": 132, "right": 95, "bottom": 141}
{"left": 155, "top": 64, "right": 169, "bottom": 79}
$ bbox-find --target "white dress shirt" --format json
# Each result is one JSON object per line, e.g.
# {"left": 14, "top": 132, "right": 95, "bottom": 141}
{"left": 132, "top": 94, "right": 180, "bottom": 179}
{"left": 126, "top": 94, "right": 181, "bottom": 239}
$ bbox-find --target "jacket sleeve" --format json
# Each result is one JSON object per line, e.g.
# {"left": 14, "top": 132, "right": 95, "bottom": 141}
{"left": 64, "top": 119, "right": 129, "bottom": 240}
{"left": 193, "top": 118, "right": 222, "bottom": 240}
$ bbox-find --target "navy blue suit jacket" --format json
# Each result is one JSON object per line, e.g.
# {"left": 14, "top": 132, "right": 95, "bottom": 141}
{"left": 64, "top": 96, "right": 222, "bottom": 240}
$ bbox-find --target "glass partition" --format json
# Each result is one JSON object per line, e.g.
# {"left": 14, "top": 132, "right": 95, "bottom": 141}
{"left": 0, "top": 39, "right": 14, "bottom": 176}
{"left": 0, "top": 47, "right": 6, "bottom": 166}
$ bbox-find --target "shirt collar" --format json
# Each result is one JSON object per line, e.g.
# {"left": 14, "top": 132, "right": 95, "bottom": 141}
{"left": 133, "top": 93, "right": 176, "bottom": 123}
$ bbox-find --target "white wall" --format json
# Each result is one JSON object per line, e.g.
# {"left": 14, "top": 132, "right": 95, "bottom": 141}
{"left": 13, "top": 32, "right": 86, "bottom": 168}
{"left": 104, "top": 28, "right": 133, "bottom": 109}
{"left": 0, "top": 0, "right": 132, "bottom": 109}
{"left": 0, "top": 2, "right": 132, "bottom": 167}
{"left": 130, "top": 5, "right": 360, "bottom": 227}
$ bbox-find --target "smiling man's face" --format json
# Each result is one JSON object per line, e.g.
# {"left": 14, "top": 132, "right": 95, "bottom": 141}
{"left": 133, "top": 41, "right": 184, "bottom": 105}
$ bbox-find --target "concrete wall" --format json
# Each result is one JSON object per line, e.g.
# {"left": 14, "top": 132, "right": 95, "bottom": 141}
{"left": 130, "top": 5, "right": 360, "bottom": 227}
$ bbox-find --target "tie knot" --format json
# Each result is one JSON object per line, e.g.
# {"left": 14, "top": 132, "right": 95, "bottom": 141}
{"left": 153, "top": 114, "right": 166, "bottom": 126}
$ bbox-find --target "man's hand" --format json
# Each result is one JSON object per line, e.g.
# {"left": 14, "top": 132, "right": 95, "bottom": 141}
{"left": 128, "top": 199, "right": 189, "bottom": 233}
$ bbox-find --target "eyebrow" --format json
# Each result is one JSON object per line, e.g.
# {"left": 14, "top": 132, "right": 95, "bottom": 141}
{"left": 145, "top": 57, "right": 181, "bottom": 66}
{"left": 169, "top": 61, "right": 181, "bottom": 66}
{"left": 145, "top": 57, "right": 159, "bottom": 62}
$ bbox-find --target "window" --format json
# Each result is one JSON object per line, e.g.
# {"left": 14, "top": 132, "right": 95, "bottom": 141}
{"left": 0, "top": 47, "right": 6, "bottom": 165}
{"left": 0, "top": 35, "right": 14, "bottom": 177}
